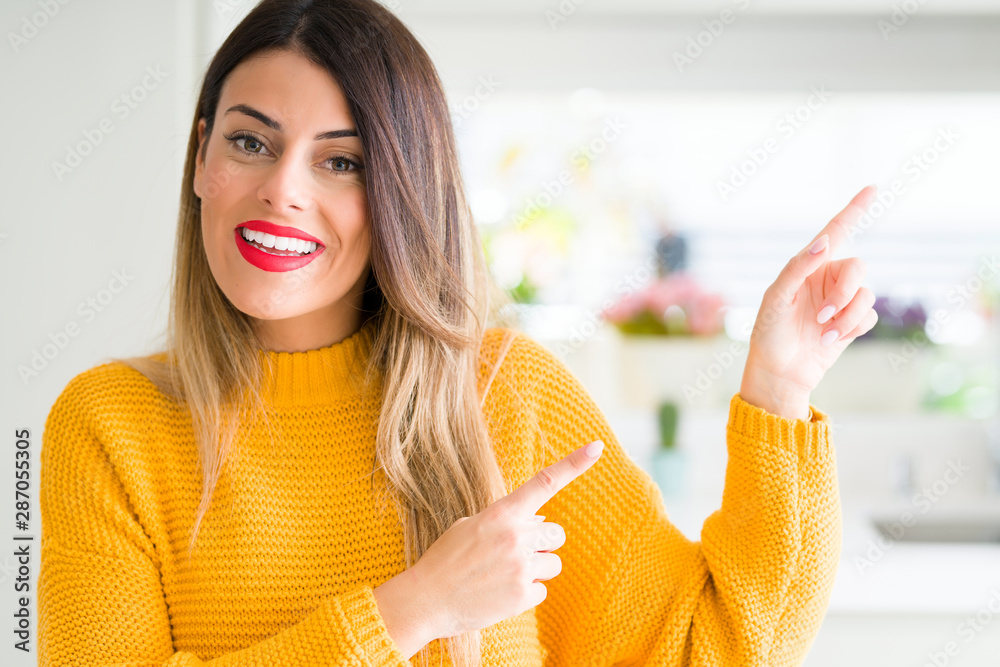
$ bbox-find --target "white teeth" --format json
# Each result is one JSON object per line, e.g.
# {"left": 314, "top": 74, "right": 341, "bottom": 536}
{"left": 240, "top": 227, "right": 318, "bottom": 255}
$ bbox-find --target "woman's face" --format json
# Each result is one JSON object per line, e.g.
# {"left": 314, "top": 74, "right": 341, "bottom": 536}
{"left": 193, "top": 48, "right": 371, "bottom": 352}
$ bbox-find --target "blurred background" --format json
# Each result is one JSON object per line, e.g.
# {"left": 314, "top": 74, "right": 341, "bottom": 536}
{"left": 3, "top": 0, "right": 1000, "bottom": 664}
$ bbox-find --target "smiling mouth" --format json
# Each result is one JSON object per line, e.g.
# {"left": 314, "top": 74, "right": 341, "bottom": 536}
{"left": 237, "top": 226, "right": 320, "bottom": 256}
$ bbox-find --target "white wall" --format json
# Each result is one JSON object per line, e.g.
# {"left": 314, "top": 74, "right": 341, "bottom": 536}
{"left": 2, "top": 2, "right": 198, "bottom": 663}
{"left": 398, "top": 9, "right": 1000, "bottom": 93}
{"left": 2, "top": 0, "right": 198, "bottom": 381}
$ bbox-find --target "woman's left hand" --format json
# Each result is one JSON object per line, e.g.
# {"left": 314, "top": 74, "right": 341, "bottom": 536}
{"left": 739, "top": 185, "right": 880, "bottom": 420}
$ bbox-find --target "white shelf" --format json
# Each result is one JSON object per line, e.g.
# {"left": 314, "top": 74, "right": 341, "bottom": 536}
{"left": 397, "top": 0, "right": 1000, "bottom": 16}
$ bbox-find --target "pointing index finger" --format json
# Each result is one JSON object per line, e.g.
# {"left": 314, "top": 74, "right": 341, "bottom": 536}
{"left": 497, "top": 441, "right": 604, "bottom": 518}
{"left": 809, "top": 185, "right": 878, "bottom": 257}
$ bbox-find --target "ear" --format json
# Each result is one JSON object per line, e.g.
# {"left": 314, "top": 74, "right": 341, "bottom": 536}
{"left": 193, "top": 118, "right": 208, "bottom": 199}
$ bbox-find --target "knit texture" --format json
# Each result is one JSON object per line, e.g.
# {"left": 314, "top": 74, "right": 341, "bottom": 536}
{"left": 38, "top": 320, "right": 841, "bottom": 666}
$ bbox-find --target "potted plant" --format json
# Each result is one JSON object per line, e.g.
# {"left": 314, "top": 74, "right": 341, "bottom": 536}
{"left": 651, "top": 401, "right": 686, "bottom": 497}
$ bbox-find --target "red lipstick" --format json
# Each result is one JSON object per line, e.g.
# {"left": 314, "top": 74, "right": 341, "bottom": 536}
{"left": 235, "top": 220, "right": 325, "bottom": 273}
{"left": 239, "top": 220, "right": 324, "bottom": 245}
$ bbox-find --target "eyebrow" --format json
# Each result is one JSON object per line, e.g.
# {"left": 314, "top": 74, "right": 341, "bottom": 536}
{"left": 224, "top": 104, "right": 359, "bottom": 140}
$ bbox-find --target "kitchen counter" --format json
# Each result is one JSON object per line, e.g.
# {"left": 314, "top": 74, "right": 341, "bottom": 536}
{"left": 657, "top": 493, "right": 1000, "bottom": 615}
{"left": 834, "top": 499, "right": 1000, "bottom": 614}
{"left": 604, "top": 404, "right": 1000, "bottom": 615}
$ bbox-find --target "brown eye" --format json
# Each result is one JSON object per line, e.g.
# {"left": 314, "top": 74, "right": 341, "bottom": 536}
{"left": 223, "top": 132, "right": 270, "bottom": 157}
{"left": 326, "top": 155, "right": 363, "bottom": 173}
{"left": 243, "top": 138, "right": 264, "bottom": 154}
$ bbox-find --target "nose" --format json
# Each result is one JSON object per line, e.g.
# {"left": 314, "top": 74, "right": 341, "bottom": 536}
{"left": 256, "top": 151, "right": 312, "bottom": 213}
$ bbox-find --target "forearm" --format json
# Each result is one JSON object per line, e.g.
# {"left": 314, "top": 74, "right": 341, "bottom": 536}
{"left": 768, "top": 403, "right": 842, "bottom": 663}
{"left": 739, "top": 363, "right": 811, "bottom": 421}
{"left": 690, "top": 395, "right": 839, "bottom": 664}
{"left": 373, "top": 569, "right": 439, "bottom": 660}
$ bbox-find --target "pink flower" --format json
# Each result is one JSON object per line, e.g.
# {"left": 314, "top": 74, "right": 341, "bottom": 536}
{"left": 687, "top": 292, "right": 726, "bottom": 335}
{"left": 601, "top": 290, "right": 647, "bottom": 321}
{"left": 601, "top": 274, "right": 726, "bottom": 335}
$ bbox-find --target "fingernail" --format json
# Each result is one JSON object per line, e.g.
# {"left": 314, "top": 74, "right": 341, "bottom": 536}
{"left": 585, "top": 441, "right": 604, "bottom": 458}
{"left": 809, "top": 235, "right": 829, "bottom": 255}
{"left": 820, "top": 329, "right": 839, "bottom": 346}
{"left": 533, "top": 515, "right": 545, "bottom": 522}
{"left": 817, "top": 305, "right": 836, "bottom": 324}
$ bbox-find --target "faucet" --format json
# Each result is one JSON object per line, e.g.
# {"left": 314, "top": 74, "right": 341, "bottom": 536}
{"left": 888, "top": 450, "right": 915, "bottom": 498}
{"left": 987, "top": 418, "right": 1000, "bottom": 495}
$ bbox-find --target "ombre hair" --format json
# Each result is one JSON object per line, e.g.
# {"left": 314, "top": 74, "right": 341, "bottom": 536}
{"left": 115, "top": 1, "right": 523, "bottom": 665}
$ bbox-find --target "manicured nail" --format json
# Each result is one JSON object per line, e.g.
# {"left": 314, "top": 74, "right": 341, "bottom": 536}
{"left": 809, "top": 235, "right": 829, "bottom": 255}
{"left": 533, "top": 515, "right": 545, "bottom": 522}
{"left": 585, "top": 441, "right": 604, "bottom": 458}
{"left": 817, "top": 305, "right": 836, "bottom": 324}
{"left": 820, "top": 329, "right": 839, "bottom": 346}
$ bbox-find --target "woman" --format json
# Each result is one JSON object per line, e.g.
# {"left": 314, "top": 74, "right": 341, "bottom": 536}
{"left": 37, "top": 0, "right": 878, "bottom": 665}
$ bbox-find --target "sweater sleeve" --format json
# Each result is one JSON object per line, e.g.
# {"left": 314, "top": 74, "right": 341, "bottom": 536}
{"left": 508, "top": 335, "right": 841, "bottom": 666}
{"left": 38, "top": 372, "right": 411, "bottom": 667}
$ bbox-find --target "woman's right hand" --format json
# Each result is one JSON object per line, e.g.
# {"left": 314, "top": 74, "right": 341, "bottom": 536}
{"left": 411, "top": 440, "right": 605, "bottom": 640}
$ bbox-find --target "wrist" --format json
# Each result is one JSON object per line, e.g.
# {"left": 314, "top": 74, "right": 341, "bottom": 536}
{"left": 740, "top": 366, "right": 811, "bottom": 421}
{"left": 403, "top": 564, "right": 450, "bottom": 646}
{"left": 373, "top": 568, "right": 440, "bottom": 659}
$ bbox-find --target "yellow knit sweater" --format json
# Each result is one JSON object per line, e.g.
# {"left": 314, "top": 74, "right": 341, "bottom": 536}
{"left": 38, "top": 320, "right": 841, "bottom": 666}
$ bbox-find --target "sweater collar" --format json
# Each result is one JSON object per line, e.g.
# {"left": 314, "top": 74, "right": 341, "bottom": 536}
{"left": 256, "top": 318, "right": 379, "bottom": 407}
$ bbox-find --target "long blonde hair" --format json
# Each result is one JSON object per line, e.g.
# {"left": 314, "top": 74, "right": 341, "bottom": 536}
{"left": 114, "top": 1, "right": 525, "bottom": 664}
